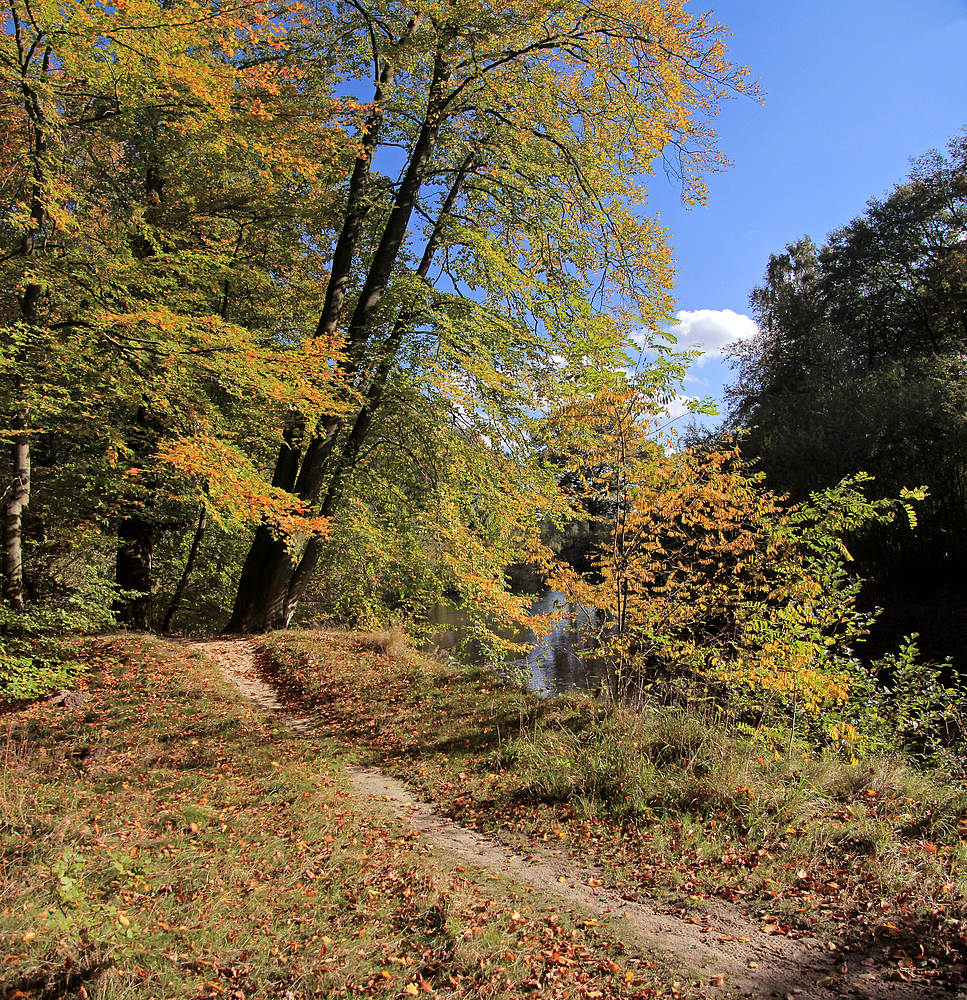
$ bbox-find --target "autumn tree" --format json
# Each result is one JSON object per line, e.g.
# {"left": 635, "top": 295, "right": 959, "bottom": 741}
{"left": 226, "top": 0, "right": 753, "bottom": 633}
{"left": 0, "top": 0, "right": 347, "bottom": 648}
{"left": 545, "top": 382, "right": 924, "bottom": 740}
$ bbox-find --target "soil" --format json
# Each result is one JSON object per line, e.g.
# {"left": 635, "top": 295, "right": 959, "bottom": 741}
{"left": 197, "top": 638, "right": 957, "bottom": 1000}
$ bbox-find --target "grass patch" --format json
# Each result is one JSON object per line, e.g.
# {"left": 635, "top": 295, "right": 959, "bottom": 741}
{"left": 1, "top": 635, "right": 688, "bottom": 999}
{"left": 261, "top": 630, "right": 967, "bottom": 983}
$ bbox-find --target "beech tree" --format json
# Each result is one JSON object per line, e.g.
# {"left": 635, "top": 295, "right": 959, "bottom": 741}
{"left": 0, "top": 0, "right": 346, "bottom": 629}
{"left": 0, "top": 0, "right": 753, "bottom": 661}
{"left": 226, "top": 0, "right": 753, "bottom": 633}
{"left": 543, "top": 382, "right": 925, "bottom": 740}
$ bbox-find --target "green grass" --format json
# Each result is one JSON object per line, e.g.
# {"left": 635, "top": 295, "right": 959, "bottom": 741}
{"left": 260, "top": 629, "right": 967, "bottom": 982}
{"left": 0, "top": 635, "right": 690, "bottom": 1000}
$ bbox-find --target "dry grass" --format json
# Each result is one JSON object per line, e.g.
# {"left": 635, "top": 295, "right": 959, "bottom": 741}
{"left": 353, "top": 625, "right": 408, "bottom": 659}
{"left": 259, "top": 629, "right": 967, "bottom": 978}
{"left": 0, "top": 634, "right": 688, "bottom": 1000}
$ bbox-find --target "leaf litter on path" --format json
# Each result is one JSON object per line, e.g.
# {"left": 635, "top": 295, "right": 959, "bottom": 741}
{"left": 200, "top": 637, "right": 952, "bottom": 999}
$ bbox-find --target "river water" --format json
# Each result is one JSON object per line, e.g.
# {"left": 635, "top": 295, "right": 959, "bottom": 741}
{"left": 424, "top": 588, "right": 606, "bottom": 696}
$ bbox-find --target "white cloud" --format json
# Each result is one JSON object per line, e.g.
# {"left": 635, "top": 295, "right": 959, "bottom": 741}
{"left": 663, "top": 395, "right": 696, "bottom": 420}
{"left": 669, "top": 308, "right": 758, "bottom": 361}
{"left": 636, "top": 308, "right": 758, "bottom": 365}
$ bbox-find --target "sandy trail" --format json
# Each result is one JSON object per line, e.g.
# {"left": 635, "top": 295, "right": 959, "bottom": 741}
{"left": 198, "top": 637, "right": 943, "bottom": 1000}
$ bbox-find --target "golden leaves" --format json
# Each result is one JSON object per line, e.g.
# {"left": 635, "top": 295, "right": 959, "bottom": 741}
{"left": 548, "top": 381, "right": 857, "bottom": 712}
{"left": 158, "top": 434, "right": 330, "bottom": 539}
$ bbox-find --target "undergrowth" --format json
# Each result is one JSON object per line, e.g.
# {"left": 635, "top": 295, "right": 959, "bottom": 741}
{"left": 261, "top": 630, "right": 967, "bottom": 986}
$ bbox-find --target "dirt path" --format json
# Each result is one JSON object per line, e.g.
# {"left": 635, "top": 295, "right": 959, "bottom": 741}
{"left": 198, "top": 638, "right": 943, "bottom": 1000}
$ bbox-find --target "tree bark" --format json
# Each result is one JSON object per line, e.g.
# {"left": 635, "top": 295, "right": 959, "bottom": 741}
{"left": 226, "top": 49, "right": 455, "bottom": 633}
{"left": 280, "top": 151, "right": 474, "bottom": 623}
{"left": 2, "top": 19, "right": 47, "bottom": 610}
{"left": 162, "top": 505, "right": 207, "bottom": 634}
{"left": 2, "top": 411, "right": 30, "bottom": 612}
{"left": 224, "top": 526, "right": 298, "bottom": 632}
{"left": 115, "top": 515, "right": 154, "bottom": 629}
{"left": 113, "top": 154, "right": 166, "bottom": 623}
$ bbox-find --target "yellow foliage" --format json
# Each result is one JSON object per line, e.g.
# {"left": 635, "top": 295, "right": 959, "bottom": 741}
{"left": 158, "top": 434, "right": 329, "bottom": 539}
{"left": 546, "top": 383, "right": 854, "bottom": 712}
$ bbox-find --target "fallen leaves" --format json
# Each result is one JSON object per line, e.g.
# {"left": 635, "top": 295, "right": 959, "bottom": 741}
{"left": 4, "top": 635, "right": 685, "bottom": 1000}
{"left": 255, "top": 630, "right": 967, "bottom": 991}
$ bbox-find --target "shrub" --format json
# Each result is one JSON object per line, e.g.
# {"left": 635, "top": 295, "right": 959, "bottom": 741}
{"left": 0, "top": 568, "right": 116, "bottom": 701}
{"left": 545, "top": 383, "right": 951, "bottom": 762}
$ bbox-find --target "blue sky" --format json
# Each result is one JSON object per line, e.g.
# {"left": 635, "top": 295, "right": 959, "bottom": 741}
{"left": 649, "top": 0, "right": 967, "bottom": 426}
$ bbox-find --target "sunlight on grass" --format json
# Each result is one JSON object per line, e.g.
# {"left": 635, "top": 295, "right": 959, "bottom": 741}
{"left": 1, "top": 636, "right": 679, "bottom": 1000}
{"left": 261, "top": 629, "right": 967, "bottom": 983}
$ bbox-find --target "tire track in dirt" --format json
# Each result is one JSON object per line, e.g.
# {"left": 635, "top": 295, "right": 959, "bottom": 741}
{"left": 198, "top": 637, "right": 942, "bottom": 1000}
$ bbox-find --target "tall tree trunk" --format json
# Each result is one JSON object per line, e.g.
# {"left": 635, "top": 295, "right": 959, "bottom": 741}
{"left": 315, "top": 55, "right": 397, "bottom": 342}
{"left": 225, "top": 527, "right": 298, "bottom": 632}
{"left": 3, "top": 21, "right": 48, "bottom": 611}
{"left": 279, "top": 152, "right": 475, "bottom": 625}
{"left": 224, "top": 60, "right": 401, "bottom": 634}
{"left": 162, "top": 505, "right": 207, "bottom": 634}
{"left": 226, "top": 50, "right": 455, "bottom": 633}
{"left": 113, "top": 432, "right": 159, "bottom": 625}
{"left": 282, "top": 366, "right": 387, "bottom": 620}
{"left": 113, "top": 156, "right": 166, "bottom": 624}
{"left": 115, "top": 515, "right": 154, "bottom": 629}
{"left": 2, "top": 411, "right": 30, "bottom": 612}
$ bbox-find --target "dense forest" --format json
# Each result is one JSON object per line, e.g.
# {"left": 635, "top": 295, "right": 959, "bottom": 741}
{"left": 0, "top": 0, "right": 750, "bottom": 681}
{"left": 726, "top": 138, "right": 967, "bottom": 669}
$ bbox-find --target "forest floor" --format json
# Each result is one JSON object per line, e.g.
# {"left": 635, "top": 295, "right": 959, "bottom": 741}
{"left": 3, "top": 632, "right": 966, "bottom": 1000}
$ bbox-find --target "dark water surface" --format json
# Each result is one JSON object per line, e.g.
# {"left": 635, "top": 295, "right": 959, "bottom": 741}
{"left": 424, "top": 588, "right": 605, "bottom": 696}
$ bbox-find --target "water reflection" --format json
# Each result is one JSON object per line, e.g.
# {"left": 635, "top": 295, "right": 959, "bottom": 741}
{"left": 424, "top": 588, "right": 604, "bottom": 697}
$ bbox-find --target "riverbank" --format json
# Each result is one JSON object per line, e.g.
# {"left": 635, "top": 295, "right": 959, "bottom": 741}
{"left": 4, "top": 631, "right": 967, "bottom": 998}
{"left": 258, "top": 630, "right": 967, "bottom": 993}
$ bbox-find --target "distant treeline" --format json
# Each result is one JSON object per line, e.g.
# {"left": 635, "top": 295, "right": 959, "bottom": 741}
{"left": 722, "top": 135, "right": 967, "bottom": 668}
